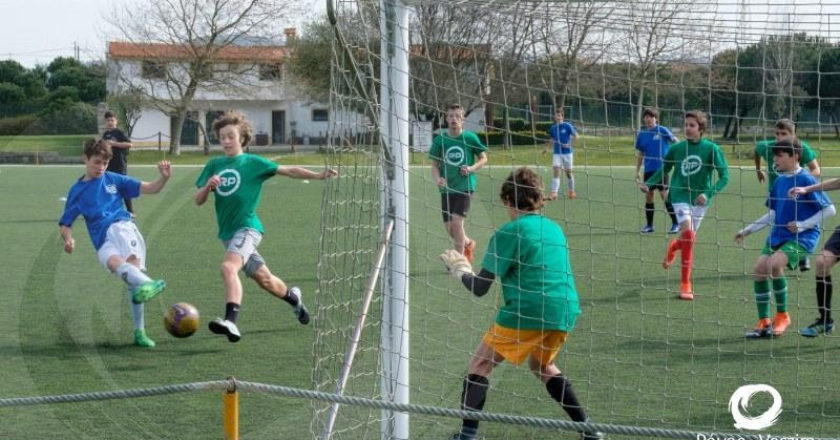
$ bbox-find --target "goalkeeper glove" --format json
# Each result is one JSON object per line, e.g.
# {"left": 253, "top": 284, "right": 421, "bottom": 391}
{"left": 439, "top": 249, "right": 474, "bottom": 281}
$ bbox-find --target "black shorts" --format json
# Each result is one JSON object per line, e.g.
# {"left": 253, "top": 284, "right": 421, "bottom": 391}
{"left": 824, "top": 226, "right": 840, "bottom": 256}
{"left": 644, "top": 170, "right": 666, "bottom": 192}
{"left": 441, "top": 192, "right": 471, "bottom": 222}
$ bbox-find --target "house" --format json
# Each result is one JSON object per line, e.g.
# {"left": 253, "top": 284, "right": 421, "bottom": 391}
{"left": 105, "top": 29, "right": 349, "bottom": 147}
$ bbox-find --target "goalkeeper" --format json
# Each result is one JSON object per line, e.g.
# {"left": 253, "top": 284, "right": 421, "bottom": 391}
{"left": 440, "top": 167, "right": 602, "bottom": 440}
{"left": 735, "top": 140, "right": 834, "bottom": 338}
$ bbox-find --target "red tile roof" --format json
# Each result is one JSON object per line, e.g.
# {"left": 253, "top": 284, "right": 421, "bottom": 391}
{"left": 108, "top": 42, "right": 289, "bottom": 62}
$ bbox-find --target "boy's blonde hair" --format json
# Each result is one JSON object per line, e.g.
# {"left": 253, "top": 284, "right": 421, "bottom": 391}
{"left": 213, "top": 110, "right": 253, "bottom": 146}
{"left": 685, "top": 110, "right": 707, "bottom": 134}
{"left": 775, "top": 118, "right": 796, "bottom": 134}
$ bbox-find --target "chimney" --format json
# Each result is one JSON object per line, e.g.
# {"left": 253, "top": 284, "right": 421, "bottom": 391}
{"left": 284, "top": 28, "right": 297, "bottom": 43}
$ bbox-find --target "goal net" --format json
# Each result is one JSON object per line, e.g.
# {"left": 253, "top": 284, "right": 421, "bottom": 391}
{"left": 312, "top": 1, "right": 840, "bottom": 439}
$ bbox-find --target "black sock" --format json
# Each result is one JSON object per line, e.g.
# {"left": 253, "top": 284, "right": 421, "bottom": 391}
{"left": 282, "top": 288, "right": 299, "bottom": 307}
{"left": 225, "top": 302, "right": 240, "bottom": 323}
{"left": 460, "top": 374, "right": 489, "bottom": 432}
{"left": 818, "top": 275, "right": 833, "bottom": 322}
{"left": 645, "top": 202, "right": 655, "bottom": 227}
{"left": 546, "top": 374, "right": 587, "bottom": 423}
{"left": 665, "top": 201, "right": 677, "bottom": 225}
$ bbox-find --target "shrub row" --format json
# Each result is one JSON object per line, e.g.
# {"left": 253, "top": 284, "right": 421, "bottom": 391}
{"left": 0, "top": 103, "right": 97, "bottom": 135}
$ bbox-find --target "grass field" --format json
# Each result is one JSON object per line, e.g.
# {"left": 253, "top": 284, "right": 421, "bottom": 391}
{"left": 1, "top": 163, "right": 839, "bottom": 439}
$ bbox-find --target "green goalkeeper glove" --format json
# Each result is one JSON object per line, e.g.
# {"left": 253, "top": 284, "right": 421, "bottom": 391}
{"left": 439, "top": 249, "right": 474, "bottom": 280}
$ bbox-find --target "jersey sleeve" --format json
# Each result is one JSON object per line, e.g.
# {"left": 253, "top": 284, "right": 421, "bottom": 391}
{"left": 481, "top": 226, "right": 516, "bottom": 277}
{"left": 196, "top": 161, "right": 215, "bottom": 188}
{"left": 253, "top": 155, "right": 280, "bottom": 180}
{"left": 661, "top": 126, "right": 677, "bottom": 143}
{"left": 706, "top": 143, "right": 730, "bottom": 198}
{"left": 467, "top": 131, "right": 487, "bottom": 153}
{"left": 428, "top": 136, "right": 443, "bottom": 160}
{"left": 58, "top": 188, "right": 80, "bottom": 227}
{"left": 567, "top": 123, "right": 577, "bottom": 136}
{"left": 118, "top": 174, "right": 142, "bottom": 199}
{"left": 634, "top": 131, "right": 642, "bottom": 151}
{"left": 801, "top": 143, "right": 817, "bottom": 165}
{"left": 116, "top": 129, "right": 130, "bottom": 142}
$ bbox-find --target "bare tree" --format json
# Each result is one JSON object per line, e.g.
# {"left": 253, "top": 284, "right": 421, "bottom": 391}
{"left": 106, "top": 85, "right": 144, "bottom": 137}
{"left": 108, "top": 0, "right": 299, "bottom": 155}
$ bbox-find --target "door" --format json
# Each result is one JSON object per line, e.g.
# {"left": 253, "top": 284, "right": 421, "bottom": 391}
{"left": 272, "top": 110, "right": 285, "bottom": 144}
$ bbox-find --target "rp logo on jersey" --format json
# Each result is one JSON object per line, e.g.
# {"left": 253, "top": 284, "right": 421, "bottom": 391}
{"left": 445, "top": 146, "right": 466, "bottom": 166}
{"left": 680, "top": 155, "right": 703, "bottom": 176}
{"left": 216, "top": 169, "right": 242, "bottom": 196}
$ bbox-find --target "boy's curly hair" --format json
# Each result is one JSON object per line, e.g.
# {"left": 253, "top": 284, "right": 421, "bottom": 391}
{"left": 500, "top": 167, "right": 545, "bottom": 212}
{"left": 213, "top": 110, "right": 253, "bottom": 146}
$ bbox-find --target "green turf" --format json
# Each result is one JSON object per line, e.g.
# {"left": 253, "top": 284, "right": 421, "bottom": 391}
{"left": 1, "top": 163, "right": 839, "bottom": 439}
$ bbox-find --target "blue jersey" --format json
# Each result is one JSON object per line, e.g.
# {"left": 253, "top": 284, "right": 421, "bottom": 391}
{"left": 635, "top": 124, "right": 677, "bottom": 172}
{"left": 767, "top": 168, "right": 832, "bottom": 252}
{"left": 59, "top": 172, "right": 141, "bottom": 250}
{"left": 548, "top": 122, "right": 576, "bottom": 154}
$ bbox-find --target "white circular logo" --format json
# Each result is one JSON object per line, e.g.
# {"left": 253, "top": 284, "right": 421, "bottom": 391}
{"left": 728, "top": 384, "right": 782, "bottom": 431}
{"left": 681, "top": 155, "right": 703, "bottom": 176}
{"left": 445, "top": 146, "right": 466, "bottom": 166}
{"left": 215, "top": 169, "right": 241, "bottom": 196}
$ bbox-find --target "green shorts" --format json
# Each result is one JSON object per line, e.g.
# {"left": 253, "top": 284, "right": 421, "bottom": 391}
{"left": 761, "top": 241, "right": 809, "bottom": 270}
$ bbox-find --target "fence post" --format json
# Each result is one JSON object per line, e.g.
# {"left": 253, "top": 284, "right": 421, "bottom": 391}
{"left": 223, "top": 378, "right": 239, "bottom": 440}
{"left": 158, "top": 132, "right": 162, "bottom": 151}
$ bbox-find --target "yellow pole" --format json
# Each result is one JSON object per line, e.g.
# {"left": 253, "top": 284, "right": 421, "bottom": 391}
{"left": 223, "top": 381, "right": 239, "bottom": 440}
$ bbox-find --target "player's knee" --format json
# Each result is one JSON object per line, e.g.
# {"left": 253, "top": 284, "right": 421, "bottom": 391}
{"left": 815, "top": 253, "right": 833, "bottom": 275}
{"left": 220, "top": 261, "right": 239, "bottom": 278}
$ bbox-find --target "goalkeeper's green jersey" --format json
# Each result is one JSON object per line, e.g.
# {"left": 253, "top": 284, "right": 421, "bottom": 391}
{"left": 481, "top": 214, "right": 581, "bottom": 331}
{"left": 755, "top": 139, "right": 817, "bottom": 190}
{"left": 428, "top": 130, "right": 487, "bottom": 194}
{"left": 196, "top": 153, "right": 279, "bottom": 240}
{"left": 645, "top": 138, "right": 729, "bottom": 206}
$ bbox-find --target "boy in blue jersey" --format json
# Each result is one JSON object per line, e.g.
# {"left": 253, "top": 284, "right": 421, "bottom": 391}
{"left": 635, "top": 108, "right": 679, "bottom": 234}
{"left": 544, "top": 109, "right": 578, "bottom": 199}
{"left": 59, "top": 139, "right": 171, "bottom": 347}
{"left": 735, "top": 140, "right": 835, "bottom": 338}
{"left": 789, "top": 176, "right": 840, "bottom": 337}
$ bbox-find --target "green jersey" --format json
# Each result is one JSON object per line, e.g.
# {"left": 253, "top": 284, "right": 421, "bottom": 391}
{"left": 755, "top": 139, "right": 817, "bottom": 190}
{"left": 481, "top": 214, "right": 581, "bottom": 331}
{"left": 646, "top": 138, "right": 729, "bottom": 206}
{"left": 428, "top": 130, "right": 487, "bottom": 194}
{"left": 196, "top": 154, "right": 279, "bottom": 240}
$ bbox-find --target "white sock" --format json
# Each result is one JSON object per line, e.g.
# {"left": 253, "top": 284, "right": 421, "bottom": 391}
{"left": 567, "top": 177, "right": 575, "bottom": 190}
{"left": 552, "top": 178, "right": 560, "bottom": 193}
{"left": 115, "top": 263, "right": 152, "bottom": 289}
{"left": 126, "top": 289, "right": 145, "bottom": 330}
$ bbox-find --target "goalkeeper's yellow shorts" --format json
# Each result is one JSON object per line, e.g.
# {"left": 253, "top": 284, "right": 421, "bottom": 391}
{"left": 482, "top": 324, "right": 568, "bottom": 366}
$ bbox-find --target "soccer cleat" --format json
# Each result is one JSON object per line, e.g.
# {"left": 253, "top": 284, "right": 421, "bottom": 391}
{"left": 449, "top": 428, "right": 480, "bottom": 440}
{"left": 568, "top": 189, "right": 577, "bottom": 199}
{"left": 209, "top": 318, "right": 241, "bottom": 342}
{"left": 678, "top": 282, "right": 693, "bottom": 300}
{"left": 640, "top": 225, "right": 654, "bottom": 234}
{"left": 668, "top": 223, "right": 680, "bottom": 234}
{"left": 662, "top": 240, "right": 679, "bottom": 269}
{"left": 289, "top": 286, "right": 310, "bottom": 325}
{"left": 131, "top": 279, "right": 166, "bottom": 304}
{"left": 133, "top": 329, "right": 156, "bottom": 348}
{"left": 772, "top": 312, "right": 791, "bottom": 336}
{"left": 745, "top": 318, "right": 774, "bottom": 339}
{"left": 799, "top": 257, "right": 811, "bottom": 272}
{"left": 548, "top": 191, "right": 558, "bottom": 200}
{"left": 464, "top": 239, "right": 476, "bottom": 264}
{"left": 581, "top": 431, "right": 605, "bottom": 440}
{"left": 798, "top": 318, "right": 835, "bottom": 337}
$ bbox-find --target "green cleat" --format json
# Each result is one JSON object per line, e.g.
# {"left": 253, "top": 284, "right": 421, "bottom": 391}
{"left": 134, "top": 329, "right": 156, "bottom": 348}
{"left": 131, "top": 279, "right": 166, "bottom": 304}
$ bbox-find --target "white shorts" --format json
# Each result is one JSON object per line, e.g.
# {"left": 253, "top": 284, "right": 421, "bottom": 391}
{"left": 672, "top": 203, "right": 708, "bottom": 231}
{"left": 97, "top": 221, "right": 146, "bottom": 271}
{"left": 223, "top": 228, "right": 265, "bottom": 277}
{"left": 553, "top": 153, "right": 573, "bottom": 170}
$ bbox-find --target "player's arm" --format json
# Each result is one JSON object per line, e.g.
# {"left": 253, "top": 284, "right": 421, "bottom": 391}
{"left": 708, "top": 146, "right": 730, "bottom": 197}
{"left": 109, "top": 141, "right": 133, "bottom": 149}
{"left": 791, "top": 204, "right": 836, "bottom": 232}
{"left": 277, "top": 166, "right": 338, "bottom": 179}
{"left": 807, "top": 159, "right": 821, "bottom": 178}
{"left": 195, "top": 176, "right": 219, "bottom": 206}
{"left": 440, "top": 249, "right": 494, "bottom": 297}
{"left": 635, "top": 152, "right": 644, "bottom": 182}
{"left": 754, "top": 147, "right": 766, "bottom": 183}
{"left": 431, "top": 159, "right": 445, "bottom": 188}
{"left": 469, "top": 151, "right": 488, "bottom": 173}
{"left": 790, "top": 177, "right": 840, "bottom": 196}
{"left": 735, "top": 209, "right": 775, "bottom": 243}
{"left": 59, "top": 225, "right": 75, "bottom": 254}
{"left": 140, "top": 161, "right": 171, "bottom": 194}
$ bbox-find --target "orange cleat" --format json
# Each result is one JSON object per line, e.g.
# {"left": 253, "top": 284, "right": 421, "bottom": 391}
{"left": 772, "top": 312, "right": 791, "bottom": 336}
{"left": 464, "top": 239, "right": 476, "bottom": 264}
{"left": 568, "top": 190, "right": 576, "bottom": 199}
{"left": 679, "top": 282, "right": 693, "bottom": 300}
{"left": 548, "top": 191, "right": 558, "bottom": 200}
{"left": 745, "top": 318, "right": 773, "bottom": 339}
{"left": 662, "top": 239, "right": 679, "bottom": 269}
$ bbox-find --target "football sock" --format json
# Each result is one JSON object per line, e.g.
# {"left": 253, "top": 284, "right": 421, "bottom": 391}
{"left": 679, "top": 230, "right": 695, "bottom": 284}
{"left": 551, "top": 178, "right": 560, "bottom": 193}
{"left": 126, "top": 289, "right": 144, "bottom": 330}
{"left": 645, "top": 202, "right": 655, "bottom": 227}
{"left": 546, "top": 374, "right": 587, "bottom": 423}
{"left": 225, "top": 302, "right": 240, "bottom": 323}
{"left": 282, "top": 288, "right": 300, "bottom": 307}
{"left": 115, "top": 263, "right": 152, "bottom": 289}
{"left": 817, "top": 276, "right": 833, "bottom": 322}
{"left": 754, "top": 279, "right": 771, "bottom": 319}
{"left": 772, "top": 277, "right": 788, "bottom": 313}
{"left": 665, "top": 201, "right": 677, "bottom": 225}
{"left": 567, "top": 177, "right": 575, "bottom": 191}
{"left": 460, "top": 374, "right": 489, "bottom": 432}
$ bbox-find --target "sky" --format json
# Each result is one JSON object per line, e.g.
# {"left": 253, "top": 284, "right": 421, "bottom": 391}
{"left": 0, "top": 0, "right": 325, "bottom": 67}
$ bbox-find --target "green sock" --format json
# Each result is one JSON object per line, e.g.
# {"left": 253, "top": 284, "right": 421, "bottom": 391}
{"left": 754, "top": 280, "right": 771, "bottom": 319}
{"left": 772, "top": 277, "right": 788, "bottom": 313}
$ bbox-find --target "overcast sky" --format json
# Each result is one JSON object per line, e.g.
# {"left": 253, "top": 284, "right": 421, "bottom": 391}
{"left": 0, "top": 0, "right": 324, "bottom": 67}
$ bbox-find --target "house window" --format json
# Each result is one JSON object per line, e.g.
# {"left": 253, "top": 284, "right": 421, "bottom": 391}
{"left": 141, "top": 61, "right": 167, "bottom": 79}
{"left": 312, "top": 109, "right": 329, "bottom": 122}
{"left": 259, "top": 63, "right": 282, "bottom": 80}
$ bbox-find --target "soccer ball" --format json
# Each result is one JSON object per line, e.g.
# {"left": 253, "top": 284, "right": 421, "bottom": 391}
{"left": 164, "top": 302, "right": 200, "bottom": 338}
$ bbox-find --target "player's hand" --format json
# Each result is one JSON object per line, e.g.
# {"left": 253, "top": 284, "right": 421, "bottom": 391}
{"left": 788, "top": 186, "right": 807, "bottom": 197}
{"left": 542, "top": 149, "right": 548, "bottom": 155}
{"left": 63, "top": 238, "right": 75, "bottom": 254}
{"left": 321, "top": 168, "right": 339, "bottom": 179}
{"left": 207, "top": 175, "right": 222, "bottom": 191}
{"left": 756, "top": 169, "right": 766, "bottom": 183}
{"left": 694, "top": 194, "right": 707, "bottom": 206}
{"left": 460, "top": 165, "right": 471, "bottom": 176}
{"left": 638, "top": 184, "right": 650, "bottom": 194}
{"left": 734, "top": 232, "right": 745, "bottom": 244}
{"left": 787, "top": 221, "right": 800, "bottom": 233}
{"left": 157, "top": 160, "right": 171, "bottom": 178}
{"left": 439, "top": 249, "right": 473, "bottom": 280}
{"left": 436, "top": 177, "right": 446, "bottom": 188}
